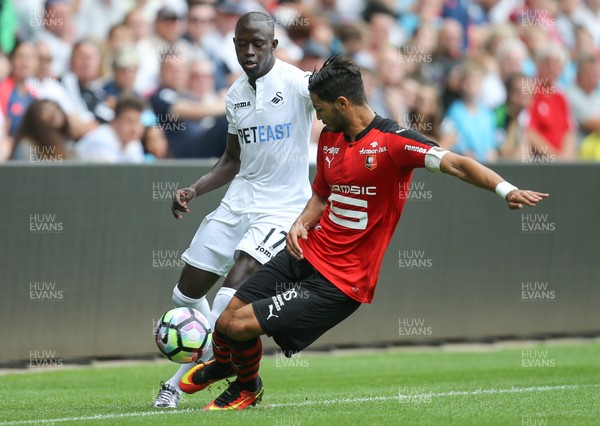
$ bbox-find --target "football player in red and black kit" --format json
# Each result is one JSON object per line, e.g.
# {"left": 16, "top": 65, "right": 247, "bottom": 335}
{"left": 180, "top": 56, "right": 549, "bottom": 410}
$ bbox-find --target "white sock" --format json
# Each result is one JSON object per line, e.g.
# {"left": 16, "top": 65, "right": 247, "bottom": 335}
{"left": 166, "top": 363, "right": 194, "bottom": 391}
{"left": 198, "top": 287, "right": 237, "bottom": 363}
{"left": 166, "top": 285, "right": 212, "bottom": 391}
{"left": 207, "top": 287, "right": 237, "bottom": 330}
{"left": 171, "top": 284, "right": 211, "bottom": 318}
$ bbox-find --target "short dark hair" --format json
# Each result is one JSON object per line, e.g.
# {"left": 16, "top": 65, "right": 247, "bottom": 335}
{"left": 308, "top": 55, "right": 367, "bottom": 105}
{"left": 114, "top": 95, "right": 146, "bottom": 118}
{"left": 236, "top": 12, "right": 275, "bottom": 39}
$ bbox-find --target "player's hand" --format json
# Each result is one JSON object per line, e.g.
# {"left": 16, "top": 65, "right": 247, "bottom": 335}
{"left": 172, "top": 187, "right": 196, "bottom": 219}
{"left": 286, "top": 222, "right": 309, "bottom": 260}
{"left": 506, "top": 190, "right": 549, "bottom": 210}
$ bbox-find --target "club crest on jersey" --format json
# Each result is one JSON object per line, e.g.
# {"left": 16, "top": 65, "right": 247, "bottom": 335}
{"left": 365, "top": 155, "right": 378, "bottom": 170}
{"left": 270, "top": 91, "right": 284, "bottom": 107}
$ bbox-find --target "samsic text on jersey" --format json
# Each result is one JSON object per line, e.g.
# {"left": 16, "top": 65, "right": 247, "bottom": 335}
{"left": 299, "top": 116, "right": 438, "bottom": 303}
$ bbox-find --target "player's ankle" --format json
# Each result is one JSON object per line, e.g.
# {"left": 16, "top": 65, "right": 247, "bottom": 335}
{"left": 237, "top": 377, "right": 260, "bottom": 392}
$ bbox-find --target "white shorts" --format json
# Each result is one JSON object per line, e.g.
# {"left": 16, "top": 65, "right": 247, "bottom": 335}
{"left": 181, "top": 204, "right": 298, "bottom": 276}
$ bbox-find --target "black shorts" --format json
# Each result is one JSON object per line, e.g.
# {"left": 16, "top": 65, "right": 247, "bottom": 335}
{"left": 235, "top": 250, "right": 361, "bottom": 356}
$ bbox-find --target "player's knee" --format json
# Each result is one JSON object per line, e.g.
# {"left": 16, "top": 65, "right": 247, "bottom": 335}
{"left": 215, "top": 310, "right": 232, "bottom": 334}
{"left": 226, "top": 311, "right": 251, "bottom": 340}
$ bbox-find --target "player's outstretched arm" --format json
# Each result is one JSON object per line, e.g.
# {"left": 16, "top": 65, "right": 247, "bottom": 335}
{"left": 171, "top": 133, "right": 241, "bottom": 219}
{"left": 439, "top": 152, "right": 549, "bottom": 210}
{"left": 286, "top": 192, "right": 328, "bottom": 260}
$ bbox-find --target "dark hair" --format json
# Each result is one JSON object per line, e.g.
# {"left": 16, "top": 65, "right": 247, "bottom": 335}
{"left": 236, "top": 12, "right": 275, "bottom": 39}
{"left": 308, "top": 55, "right": 367, "bottom": 105}
{"left": 505, "top": 72, "right": 526, "bottom": 93}
{"left": 14, "top": 99, "right": 72, "bottom": 159}
{"left": 8, "top": 40, "right": 34, "bottom": 61}
{"left": 114, "top": 95, "right": 146, "bottom": 118}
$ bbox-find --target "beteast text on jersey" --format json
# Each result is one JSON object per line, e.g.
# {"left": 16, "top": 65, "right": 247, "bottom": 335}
{"left": 237, "top": 123, "right": 293, "bottom": 144}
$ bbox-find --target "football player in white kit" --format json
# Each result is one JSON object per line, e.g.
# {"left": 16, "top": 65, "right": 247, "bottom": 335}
{"left": 153, "top": 12, "right": 314, "bottom": 408}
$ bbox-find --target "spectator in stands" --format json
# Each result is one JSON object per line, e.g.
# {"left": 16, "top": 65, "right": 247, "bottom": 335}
{"left": 28, "top": 40, "right": 95, "bottom": 142}
{"left": 423, "top": 18, "right": 465, "bottom": 92}
{"left": 61, "top": 39, "right": 113, "bottom": 132}
{"left": 336, "top": 23, "right": 375, "bottom": 70}
{"left": 441, "top": 61, "right": 498, "bottom": 162}
{"left": 76, "top": 95, "right": 146, "bottom": 163}
{"left": 11, "top": 98, "right": 73, "bottom": 162}
{"left": 73, "top": 0, "right": 125, "bottom": 41}
{"left": 560, "top": 26, "right": 598, "bottom": 87}
{"left": 149, "top": 54, "right": 226, "bottom": 158}
{"left": 555, "top": 0, "right": 595, "bottom": 49}
{"left": 526, "top": 44, "right": 577, "bottom": 160}
{"left": 130, "top": 6, "right": 192, "bottom": 100}
{"left": 0, "top": 41, "right": 39, "bottom": 138}
{"left": 566, "top": 55, "right": 600, "bottom": 145}
{"left": 298, "top": 40, "right": 330, "bottom": 73}
{"left": 124, "top": 7, "right": 150, "bottom": 43}
{"left": 406, "top": 83, "right": 450, "bottom": 146}
{"left": 141, "top": 124, "right": 169, "bottom": 160}
{"left": 584, "top": 0, "right": 600, "bottom": 46}
{"left": 368, "top": 47, "right": 407, "bottom": 120}
{"left": 401, "top": 23, "right": 438, "bottom": 77}
{"left": 362, "top": 1, "right": 404, "bottom": 55}
{"left": 102, "top": 23, "right": 136, "bottom": 78}
{"left": 123, "top": 8, "right": 156, "bottom": 97}
{"left": 183, "top": 2, "right": 228, "bottom": 91}
{"left": 399, "top": 0, "right": 444, "bottom": 38}
{"left": 202, "top": 1, "right": 250, "bottom": 85}
{"left": 103, "top": 45, "right": 140, "bottom": 109}
{"left": 495, "top": 73, "right": 533, "bottom": 160}
{"left": 480, "top": 35, "right": 529, "bottom": 109}
{"left": 187, "top": 59, "right": 220, "bottom": 102}
{"left": 33, "top": 0, "right": 75, "bottom": 77}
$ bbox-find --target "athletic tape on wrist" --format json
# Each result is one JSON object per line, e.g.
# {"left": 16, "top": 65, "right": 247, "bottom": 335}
{"left": 495, "top": 181, "right": 518, "bottom": 200}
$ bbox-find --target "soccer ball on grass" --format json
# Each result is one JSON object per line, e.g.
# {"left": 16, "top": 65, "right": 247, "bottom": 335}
{"left": 155, "top": 307, "right": 212, "bottom": 363}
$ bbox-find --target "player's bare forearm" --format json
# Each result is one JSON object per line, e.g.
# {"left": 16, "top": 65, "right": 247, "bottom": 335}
{"left": 286, "top": 192, "right": 328, "bottom": 260}
{"left": 295, "top": 192, "right": 328, "bottom": 228}
{"left": 440, "top": 152, "right": 503, "bottom": 191}
{"left": 439, "top": 152, "right": 549, "bottom": 209}
{"left": 190, "top": 154, "right": 239, "bottom": 196}
{"left": 171, "top": 134, "right": 240, "bottom": 219}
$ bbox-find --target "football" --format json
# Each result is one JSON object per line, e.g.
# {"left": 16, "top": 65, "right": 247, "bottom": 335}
{"left": 155, "top": 307, "right": 212, "bottom": 363}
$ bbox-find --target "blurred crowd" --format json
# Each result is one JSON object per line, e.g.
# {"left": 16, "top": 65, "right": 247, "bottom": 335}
{"left": 1, "top": 0, "right": 600, "bottom": 163}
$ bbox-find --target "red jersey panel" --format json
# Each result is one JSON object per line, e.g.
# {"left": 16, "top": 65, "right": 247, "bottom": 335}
{"left": 300, "top": 116, "right": 437, "bottom": 303}
{"left": 528, "top": 90, "right": 572, "bottom": 151}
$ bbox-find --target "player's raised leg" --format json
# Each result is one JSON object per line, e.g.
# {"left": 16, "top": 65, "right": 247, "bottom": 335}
{"left": 152, "top": 263, "right": 220, "bottom": 408}
{"left": 153, "top": 206, "right": 244, "bottom": 409}
{"left": 179, "top": 252, "right": 262, "bottom": 394}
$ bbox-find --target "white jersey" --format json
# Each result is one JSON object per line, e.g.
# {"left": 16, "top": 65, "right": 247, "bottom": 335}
{"left": 221, "top": 59, "right": 313, "bottom": 214}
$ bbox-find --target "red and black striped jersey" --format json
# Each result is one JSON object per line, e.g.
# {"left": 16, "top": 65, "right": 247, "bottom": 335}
{"left": 300, "top": 115, "right": 438, "bottom": 303}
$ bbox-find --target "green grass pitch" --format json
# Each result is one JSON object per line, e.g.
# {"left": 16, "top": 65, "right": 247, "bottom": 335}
{"left": 1, "top": 341, "right": 599, "bottom": 425}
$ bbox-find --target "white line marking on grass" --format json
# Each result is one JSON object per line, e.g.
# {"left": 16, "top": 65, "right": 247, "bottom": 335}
{"left": 2, "top": 384, "right": 599, "bottom": 424}
{"left": 0, "top": 409, "right": 201, "bottom": 425}
{"left": 270, "top": 383, "right": 600, "bottom": 407}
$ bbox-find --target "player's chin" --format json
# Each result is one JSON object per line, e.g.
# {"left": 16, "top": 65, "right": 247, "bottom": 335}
{"left": 242, "top": 63, "right": 261, "bottom": 77}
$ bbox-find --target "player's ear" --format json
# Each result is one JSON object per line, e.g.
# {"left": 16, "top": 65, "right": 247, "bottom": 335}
{"left": 271, "top": 39, "right": 279, "bottom": 50}
{"left": 232, "top": 37, "right": 236, "bottom": 46}
{"left": 335, "top": 96, "right": 349, "bottom": 111}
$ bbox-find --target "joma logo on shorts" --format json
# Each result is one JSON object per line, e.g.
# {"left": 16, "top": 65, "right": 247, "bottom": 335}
{"left": 255, "top": 245, "right": 273, "bottom": 258}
